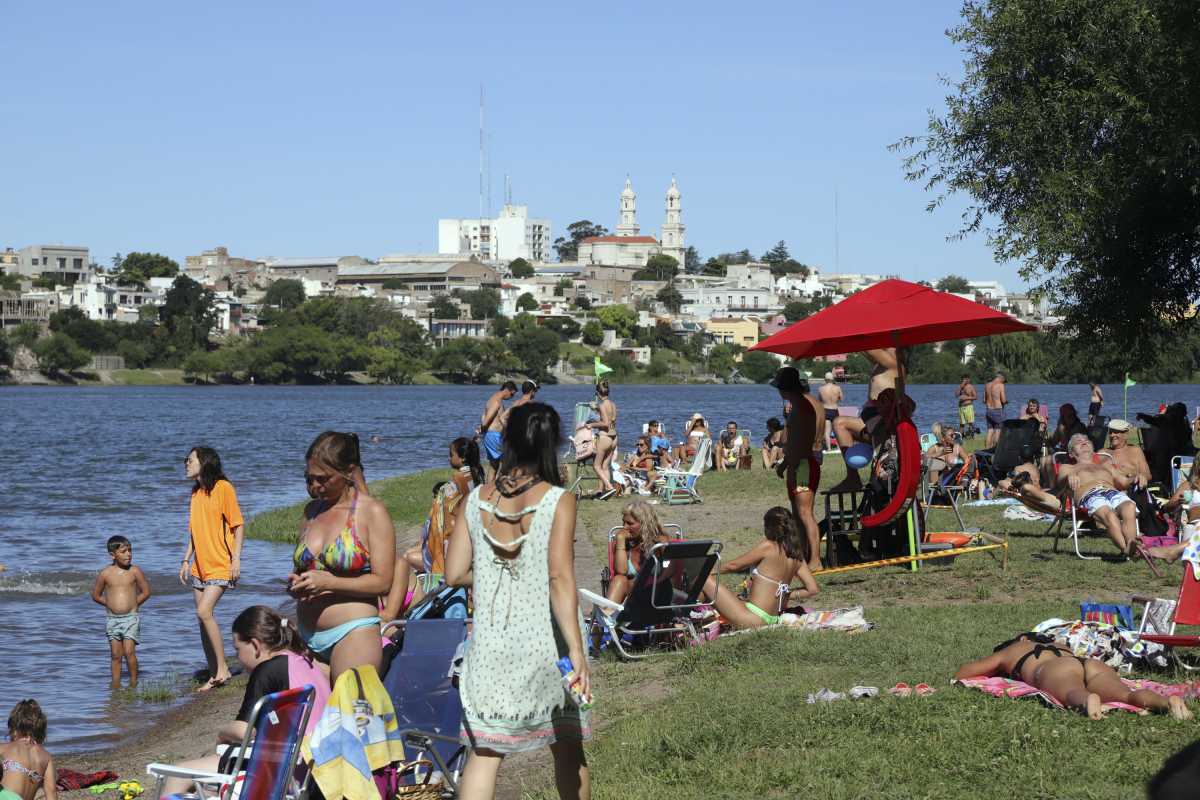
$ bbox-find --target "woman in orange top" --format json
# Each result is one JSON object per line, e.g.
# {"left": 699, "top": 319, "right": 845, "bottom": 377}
{"left": 179, "top": 446, "right": 244, "bottom": 691}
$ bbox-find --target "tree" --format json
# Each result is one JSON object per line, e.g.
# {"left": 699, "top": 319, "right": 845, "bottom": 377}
{"left": 896, "top": 0, "right": 1200, "bottom": 356}
{"left": 160, "top": 276, "right": 217, "bottom": 355}
{"left": 463, "top": 288, "right": 500, "bottom": 320}
{"left": 740, "top": 350, "right": 780, "bottom": 383}
{"left": 508, "top": 324, "right": 560, "bottom": 381}
{"left": 935, "top": 275, "right": 973, "bottom": 294}
{"left": 553, "top": 220, "right": 609, "bottom": 261}
{"left": 429, "top": 294, "right": 460, "bottom": 320}
{"left": 516, "top": 292, "right": 540, "bottom": 312}
{"left": 761, "top": 240, "right": 792, "bottom": 266}
{"left": 594, "top": 304, "right": 638, "bottom": 338}
{"left": 581, "top": 320, "right": 604, "bottom": 346}
{"left": 49, "top": 308, "right": 115, "bottom": 353}
{"left": 9, "top": 322, "right": 40, "bottom": 350}
{"left": 684, "top": 246, "right": 701, "bottom": 274}
{"left": 381, "top": 278, "right": 406, "bottom": 290}
{"left": 574, "top": 295, "right": 592, "bottom": 310}
{"left": 656, "top": 283, "right": 683, "bottom": 313}
{"left": 263, "top": 279, "right": 306, "bottom": 310}
{"left": 183, "top": 349, "right": 224, "bottom": 384}
{"left": 0, "top": 330, "right": 11, "bottom": 369}
{"left": 33, "top": 332, "right": 90, "bottom": 376}
{"left": 706, "top": 343, "right": 743, "bottom": 377}
{"left": 702, "top": 258, "right": 727, "bottom": 277}
{"left": 633, "top": 254, "right": 679, "bottom": 281}
{"left": 508, "top": 258, "right": 535, "bottom": 279}
{"left": 431, "top": 337, "right": 517, "bottom": 383}
{"left": 542, "top": 317, "right": 581, "bottom": 341}
{"left": 116, "top": 252, "right": 179, "bottom": 286}
{"left": 0, "top": 272, "right": 21, "bottom": 291}
{"left": 117, "top": 339, "right": 151, "bottom": 368}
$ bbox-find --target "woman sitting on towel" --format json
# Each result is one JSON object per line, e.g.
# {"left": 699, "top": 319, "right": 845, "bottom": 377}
{"left": 160, "top": 606, "right": 331, "bottom": 795}
{"left": 955, "top": 633, "right": 1192, "bottom": 720}
{"left": 699, "top": 506, "right": 818, "bottom": 629}
{"left": 605, "top": 499, "right": 669, "bottom": 605}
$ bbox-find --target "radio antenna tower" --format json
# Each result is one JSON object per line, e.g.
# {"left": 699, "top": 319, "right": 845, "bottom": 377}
{"left": 478, "top": 85, "right": 485, "bottom": 222}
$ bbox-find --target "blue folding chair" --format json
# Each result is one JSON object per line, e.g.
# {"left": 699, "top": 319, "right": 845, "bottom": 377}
{"left": 382, "top": 618, "right": 468, "bottom": 794}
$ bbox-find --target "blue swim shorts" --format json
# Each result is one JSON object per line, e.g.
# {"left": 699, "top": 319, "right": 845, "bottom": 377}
{"left": 106, "top": 611, "right": 141, "bottom": 642}
{"left": 986, "top": 408, "right": 1005, "bottom": 429}
{"left": 483, "top": 430, "right": 504, "bottom": 461}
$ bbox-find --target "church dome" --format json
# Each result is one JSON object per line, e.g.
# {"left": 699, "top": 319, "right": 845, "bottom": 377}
{"left": 666, "top": 177, "right": 680, "bottom": 198}
{"left": 621, "top": 177, "right": 635, "bottom": 198}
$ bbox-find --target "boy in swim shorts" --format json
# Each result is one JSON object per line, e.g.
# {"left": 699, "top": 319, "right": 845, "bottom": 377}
{"left": 90, "top": 535, "right": 151, "bottom": 686}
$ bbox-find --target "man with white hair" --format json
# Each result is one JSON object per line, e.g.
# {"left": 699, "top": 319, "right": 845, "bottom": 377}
{"left": 1016, "top": 433, "right": 1141, "bottom": 555}
{"left": 1101, "top": 418, "right": 1151, "bottom": 488}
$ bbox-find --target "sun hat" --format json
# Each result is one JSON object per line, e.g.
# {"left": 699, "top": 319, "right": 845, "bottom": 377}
{"left": 1108, "top": 419, "right": 1132, "bottom": 432}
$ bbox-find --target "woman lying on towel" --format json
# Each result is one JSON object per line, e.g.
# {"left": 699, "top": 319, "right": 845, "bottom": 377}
{"left": 954, "top": 633, "right": 1192, "bottom": 720}
{"left": 699, "top": 506, "right": 818, "bottom": 629}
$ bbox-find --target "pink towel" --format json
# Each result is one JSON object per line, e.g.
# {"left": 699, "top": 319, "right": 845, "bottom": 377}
{"left": 287, "top": 651, "right": 332, "bottom": 736}
{"left": 954, "top": 675, "right": 1200, "bottom": 714}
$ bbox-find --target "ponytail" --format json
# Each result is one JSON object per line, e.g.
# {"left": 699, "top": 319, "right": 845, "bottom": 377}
{"left": 231, "top": 605, "right": 306, "bottom": 656}
{"left": 453, "top": 436, "right": 485, "bottom": 486}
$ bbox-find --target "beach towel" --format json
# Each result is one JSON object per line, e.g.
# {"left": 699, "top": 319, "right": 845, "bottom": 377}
{"left": 1003, "top": 504, "right": 1053, "bottom": 522}
{"left": 778, "top": 605, "right": 873, "bottom": 633}
{"left": 955, "top": 675, "right": 1200, "bottom": 714}
{"left": 303, "top": 665, "right": 406, "bottom": 800}
{"left": 59, "top": 769, "right": 119, "bottom": 791}
{"left": 964, "top": 497, "right": 1019, "bottom": 507}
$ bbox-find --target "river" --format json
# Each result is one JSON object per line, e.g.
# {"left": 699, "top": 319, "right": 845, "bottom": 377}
{"left": 1, "top": 381, "right": 1195, "bottom": 751}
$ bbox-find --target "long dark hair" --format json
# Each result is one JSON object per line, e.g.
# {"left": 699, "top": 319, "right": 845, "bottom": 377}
{"left": 763, "top": 506, "right": 807, "bottom": 563}
{"left": 190, "top": 446, "right": 228, "bottom": 494}
{"left": 498, "top": 402, "right": 563, "bottom": 486}
{"left": 231, "top": 605, "right": 306, "bottom": 656}
{"left": 452, "top": 436, "right": 485, "bottom": 486}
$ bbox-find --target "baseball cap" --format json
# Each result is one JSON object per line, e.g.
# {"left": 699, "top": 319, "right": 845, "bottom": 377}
{"left": 1108, "top": 419, "right": 1132, "bottom": 432}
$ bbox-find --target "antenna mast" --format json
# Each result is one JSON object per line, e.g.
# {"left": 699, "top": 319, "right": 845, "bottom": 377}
{"left": 834, "top": 186, "right": 840, "bottom": 273}
{"left": 478, "top": 85, "right": 484, "bottom": 223}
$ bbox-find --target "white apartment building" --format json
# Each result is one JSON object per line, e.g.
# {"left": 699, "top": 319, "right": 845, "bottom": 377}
{"left": 16, "top": 245, "right": 93, "bottom": 283}
{"left": 775, "top": 269, "right": 825, "bottom": 298}
{"left": 968, "top": 280, "right": 1007, "bottom": 299}
{"left": 438, "top": 204, "right": 551, "bottom": 263}
{"left": 676, "top": 283, "right": 779, "bottom": 320}
{"left": 818, "top": 272, "right": 887, "bottom": 296}
{"left": 60, "top": 281, "right": 163, "bottom": 322}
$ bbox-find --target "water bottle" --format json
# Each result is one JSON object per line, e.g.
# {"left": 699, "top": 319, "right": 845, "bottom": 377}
{"left": 556, "top": 657, "right": 593, "bottom": 710}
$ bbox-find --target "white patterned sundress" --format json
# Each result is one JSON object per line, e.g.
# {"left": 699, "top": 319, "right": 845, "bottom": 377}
{"left": 459, "top": 484, "right": 592, "bottom": 753}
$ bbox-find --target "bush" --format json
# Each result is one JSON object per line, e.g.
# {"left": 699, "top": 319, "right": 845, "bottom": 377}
{"left": 33, "top": 332, "right": 90, "bottom": 376}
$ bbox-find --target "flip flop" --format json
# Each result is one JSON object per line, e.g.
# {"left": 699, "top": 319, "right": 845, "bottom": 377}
{"left": 1132, "top": 540, "right": 1164, "bottom": 578}
{"left": 914, "top": 683, "right": 936, "bottom": 697}
{"left": 887, "top": 682, "right": 912, "bottom": 698}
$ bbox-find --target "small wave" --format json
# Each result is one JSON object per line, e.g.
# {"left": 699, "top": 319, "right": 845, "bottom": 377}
{"left": 0, "top": 576, "right": 90, "bottom": 596}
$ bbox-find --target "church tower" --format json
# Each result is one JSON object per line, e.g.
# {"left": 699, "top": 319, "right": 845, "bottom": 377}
{"left": 616, "top": 176, "right": 640, "bottom": 237}
{"left": 660, "top": 176, "right": 686, "bottom": 268}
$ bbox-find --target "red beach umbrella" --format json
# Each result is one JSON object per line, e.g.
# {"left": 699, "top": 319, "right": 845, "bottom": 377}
{"left": 751, "top": 278, "right": 1037, "bottom": 359}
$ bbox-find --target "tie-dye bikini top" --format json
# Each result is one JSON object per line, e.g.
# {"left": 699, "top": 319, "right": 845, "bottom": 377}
{"left": 292, "top": 489, "right": 371, "bottom": 575}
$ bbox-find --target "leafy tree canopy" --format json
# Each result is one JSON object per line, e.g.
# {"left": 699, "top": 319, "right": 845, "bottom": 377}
{"left": 263, "top": 279, "right": 306, "bottom": 310}
{"left": 508, "top": 258, "right": 535, "bottom": 278}
{"left": 516, "top": 292, "right": 539, "bottom": 312}
{"left": 553, "top": 220, "right": 609, "bottom": 262}
{"left": 935, "top": 274, "right": 973, "bottom": 294}
{"left": 684, "top": 246, "right": 701, "bottom": 274}
{"left": 581, "top": 320, "right": 604, "bottom": 346}
{"left": 656, "top": 283, "right": 683, "bottom": 313}
{"left": 429, "top": 294, "right": 460, "bottom": 320}
{"left": 594, "top": 304, "right": 638, "bottom": 338}
{"left": 117, "top": 252, "right": 179, "bottom": 286}
{"left": 33, "top": 332, "right": 90, "bottom": 376}
{"left": 740, "top": 350, "right": 780, "bottom": 384}
{"left": 633, "top": 254, "right": 679, "bottom": 281}
{"left": 462, "top": 288, "right": 501, "bottom": 320}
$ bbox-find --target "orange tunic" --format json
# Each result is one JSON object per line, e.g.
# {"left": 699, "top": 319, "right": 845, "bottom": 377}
{"left": 189, "top": 479, "right": 244, "bottom": 581}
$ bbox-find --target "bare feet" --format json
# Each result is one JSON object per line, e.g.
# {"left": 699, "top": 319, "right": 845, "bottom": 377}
{"left": 1169, "top": 696, "right": 1193, "bottom": 720}
{"left": 1086, "top": 693, "right": 1103, "bottom": 721}
{"left": 1147, "top": 546, "right": 1182, "bottom": 564}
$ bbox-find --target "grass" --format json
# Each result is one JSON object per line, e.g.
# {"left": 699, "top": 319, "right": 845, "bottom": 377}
{"left": 113, "top": 673, "right": 188, "bottom": 704}
{"left": 106, "top": 369, "right": 187, "bottom": 386}
{"left": 534, "top": 449, "right": 1194, "bottom": 799}
{"left": 243, "top": 467, "right": 451, "bottom": 542}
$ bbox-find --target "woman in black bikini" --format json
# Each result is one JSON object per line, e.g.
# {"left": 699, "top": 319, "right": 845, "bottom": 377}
{"left": 589, "top": 380, "right": 618, "bottom": 499}
{"left": 955, "top": 633, "right": 1192, "bottom": 720}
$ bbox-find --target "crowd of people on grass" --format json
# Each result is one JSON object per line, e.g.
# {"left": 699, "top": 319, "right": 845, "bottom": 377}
{"left": 9, "top": 357, "right": 1200, "bottom": 800}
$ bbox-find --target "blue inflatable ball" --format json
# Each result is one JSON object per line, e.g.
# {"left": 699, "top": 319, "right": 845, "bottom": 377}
{"left": 844, "top": 443, "right": 873, "bottom": 469}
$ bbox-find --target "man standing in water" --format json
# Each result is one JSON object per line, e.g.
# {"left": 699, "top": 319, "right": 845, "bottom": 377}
{"left": 1088, "top": 382, "right": 1105, "bottom": 426}
{"left": 956, "top": 374, "right": 978, "bottom": 437}
{"left": 817, "top": 372, "right": 843, "bottom": 434}
{"left": 773, "top": 367, "right": 825, "bottom": 572}
{"left": 829, "top": 348, "right": 900, "bottom": 491}
{"left": 480, "top": 380, "right": 517, "bottom": 477}
{"left": 984, "top": 372, "right": 1008, "bottom": 449}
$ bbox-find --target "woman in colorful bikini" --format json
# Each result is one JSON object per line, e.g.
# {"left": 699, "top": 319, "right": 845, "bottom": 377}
{"left": 955, "top": 633, "right": 1192, "bottom": 720}
{"left": 699, "top": 506, "right": 818, "bottom": 629}
{"left": 180, "top": 446, "right": 244, "bottom": 691}
{"left": 604, "top": 499, "right": 668, "bottom": 605}
{"left": 288, "top": 431, "right": 396, "bottom": 681}
{"left": 0, "top": 701, "right": 56, "bottom": 800}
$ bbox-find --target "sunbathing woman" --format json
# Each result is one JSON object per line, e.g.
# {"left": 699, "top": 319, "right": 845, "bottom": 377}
{"left": 605, "top": 499, "right": 668, "bottom": 605}
{"left": 955, "top": 632, "right": 1192, "bottom": 720}
{"left": 0, "top": 700, "right": 56, "bottom": 800}
{"left": 699, "top": 506, "right": 818, "bottom": 629}
{"left": 674, "top": 415, "right": 710, "bottom": 463}
{"left": 1146, "top": 459, "right": 1200, "bottom": 566}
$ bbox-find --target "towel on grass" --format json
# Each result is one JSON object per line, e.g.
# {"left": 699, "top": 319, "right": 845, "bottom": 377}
{"left": 779, "top": 605, "right": 873, "bottom": 633}
{"left": 955, "top": 676, "right": 1200, "bottom": 714}
{"left": 965, "top": 497, "right": 1019, "bottom": 507}
{"left": 58, "top": 769, "right": 120, "bottom": 791}
{"left": 1003, "top": 505, "right": 1053, "bottom": 522}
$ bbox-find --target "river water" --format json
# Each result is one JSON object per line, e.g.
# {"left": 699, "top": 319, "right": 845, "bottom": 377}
{"left": 2, "top": 382, "right": 1197, "bottom": 751}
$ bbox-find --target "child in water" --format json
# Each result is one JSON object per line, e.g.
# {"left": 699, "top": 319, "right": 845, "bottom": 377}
{"left": 0, "top": 700, "right": 57, "bottom": 800}
{"left": 90, "top": 535, "right": 151, "bottom": 686}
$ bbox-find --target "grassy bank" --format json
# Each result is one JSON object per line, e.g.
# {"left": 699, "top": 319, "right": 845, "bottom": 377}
{"left": 243, "top": 467, "right": 451, "bottom": 542}
{"left": 529, "top": 452, "right": 1190, "bottom": 800}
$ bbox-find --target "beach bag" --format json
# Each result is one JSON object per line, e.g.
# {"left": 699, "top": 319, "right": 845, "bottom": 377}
{"left": 1080, "top": 600, "right": 1134, "bottom": 631}
{"left": 572, "top": 426, "right": 596, "bottom": 460}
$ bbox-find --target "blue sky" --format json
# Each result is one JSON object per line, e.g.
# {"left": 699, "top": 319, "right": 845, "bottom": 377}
{"left": 1, "top": 1, "right": 1024, "bottom": 288}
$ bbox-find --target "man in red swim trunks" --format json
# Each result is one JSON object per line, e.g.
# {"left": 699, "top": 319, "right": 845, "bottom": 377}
{"left": 772, "top": 367, "right": 825, "bottom": 572}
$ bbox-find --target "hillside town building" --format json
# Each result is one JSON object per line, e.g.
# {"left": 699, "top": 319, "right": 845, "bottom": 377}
{"left": 439, "top": 204, "right": 551, "bottom": 263}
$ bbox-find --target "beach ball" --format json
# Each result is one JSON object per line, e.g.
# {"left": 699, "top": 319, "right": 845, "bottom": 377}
{"left": 844, "top": 443, "right": 873, "bottom": 469}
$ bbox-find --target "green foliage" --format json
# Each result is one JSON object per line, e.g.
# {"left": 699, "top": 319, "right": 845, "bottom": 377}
{"left": 907, "top": 342, "right": 969, "bottom": 383}
{"left": 594, "top": 304, "right": 638, "bottom": 338}
{"left": 31, "top": 276, "right": 58, "bottom": 289}
{"left": 262, "top": 278, "right": 306, "bottom": 310}
{"left": 645, "top": 350, "right": 672, "bottom": 379}
{"left": 684, "top": 246, "right": 701, "bottom": 274}
{"left": 116, "top": 338, "right": 151, "bottom": 368}
{"left": 574, "top": 295, "right": 592, "bottom": 310}
{"left": 0, "top": 330, "right": 11, "bottom": 368}
{"left": 760, "top": 240, "right": 810, "bottom": 277}
{"left": 897, "top": 0, "right": 1200, "bottom": 358}
{"left": 542, "top": 316, "right": 581, "bottom": 341}
{"left": 701, "top": 258, "right": 727, "bottom": 277}
{"left": 581, "top": 320, "right": 604, "bottom": 346}
{"left": 491, "top": 313, "right": 510, "bottom": 339}
{"left": 508, "top": 323, "right": 561, "bottom": 381}
{"left": 0, "top": 272, "right": 21, "bottom": 291}
{"left": 632, "top": 254, "right": 679, "bottom": 281}
{"left": 707, "top": 343, "right": 743, "bottom": 377}
{"left": 739, "top": 350, "right": 779, "bottom": 383}
{"left": 429, "top": 294, "right": 459, "bottom": 319}
{"left": 552, "top": 220, "right": 609, "bottom": 262}
{"left": 462, "top": 288, "right": 500, "bottom": 319}
{"left": 9, "top": 322, "right": 40, "bottom": 350}
{"left": 49, "top": 307, "right": 117, "bottom": 353}
{"left": 935, "top": 274, "right": 973, "bottom": 294}
{"left": 292, "top": 296, "right": 398, "bottom": 340}
{"left": 364, "top": 318, "right": 431, "bottom": 384}
{"left": 182, "top": 349, "right": 224, "bottom": 383}
{"left": 381, "top": 278, "right": 406, "bottom": 290}
{"left": 116, "top": 252, "right": 179, "bottom": 286}
{"left": 431, "top": 337, "right": 516, "bottom": 384}
{"left": 782, "top": 293, "right": 834, "bottom": 322}
{"left": 516, "top": 292, "right": 539, "bottom": 312}
{"left": 33, "top": 332, "right": 90, "bottom": 375}
{"left": 508, "top": 258, "right": 534, "bottom": 278}
{"left": 161, "top": 276, "right": 217, "bottom": 356}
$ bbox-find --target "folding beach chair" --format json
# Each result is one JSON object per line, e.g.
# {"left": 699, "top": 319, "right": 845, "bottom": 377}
{"left": 1172, "top": 456, "right": 1195, "bottom": 493}
{"left": 658, "top": 437, "right": 712, "bottom": 505}
{"left": 975, "top": 418, "right": 1042, "bottom": 484}
{"left": 598, "top": 523, "right": 684, "bottom": 597}
{"left": 148, "top": 685, "right": 316, "bottom": 800}
{"left": 1032, "top": 452, "right": 1142, "bottom": 561}
{"left": 1133, "top": 567, "right": 1200, "bottom": 670}
{"left": 382, "top": 618, "right": 469, "bottom": 795}
{"left": 921, "top": 455, "right": 974, "bottom": 531}
{"left": 580, "top": 539, "right": 722, "bottom": 660}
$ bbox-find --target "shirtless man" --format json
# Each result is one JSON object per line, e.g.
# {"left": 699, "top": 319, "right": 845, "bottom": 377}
{"left": 480, "top": 380, "right": 517, "bottom": 477}
{"left": 773, "top": 367, "right": 826, "bottom": 572}
{"left": 984, "top": 372, "right": 1008, "bottom": 449}
{"left": 1101, "top": 418, "right": 1151, "bottom": 488}
{"left": 1088, "top": 382, "right": 1105, "bottom": 426}
{"left": 955, "top": 375, "right": 978, "bottom": 436}
{"left": 830, "top": 348, "right": 900, "bottom": 491}
{"left": 1016, "top": 434, "right": 1141, "bottom": 555}
{"left": 817, "top": 372, "right": 843, "bottom": 430}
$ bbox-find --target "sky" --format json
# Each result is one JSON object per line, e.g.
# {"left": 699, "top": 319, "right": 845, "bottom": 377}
{"left": 0, "top": 1, "right": 1025, "bottom": 289}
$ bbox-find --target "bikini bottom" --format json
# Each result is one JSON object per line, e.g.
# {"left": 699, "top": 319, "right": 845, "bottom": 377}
{"left": 299, "top": 616, "right": 381, "bottom": 662}
{"left": 744, "top": 601, "right": 780, "bottom": 627}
